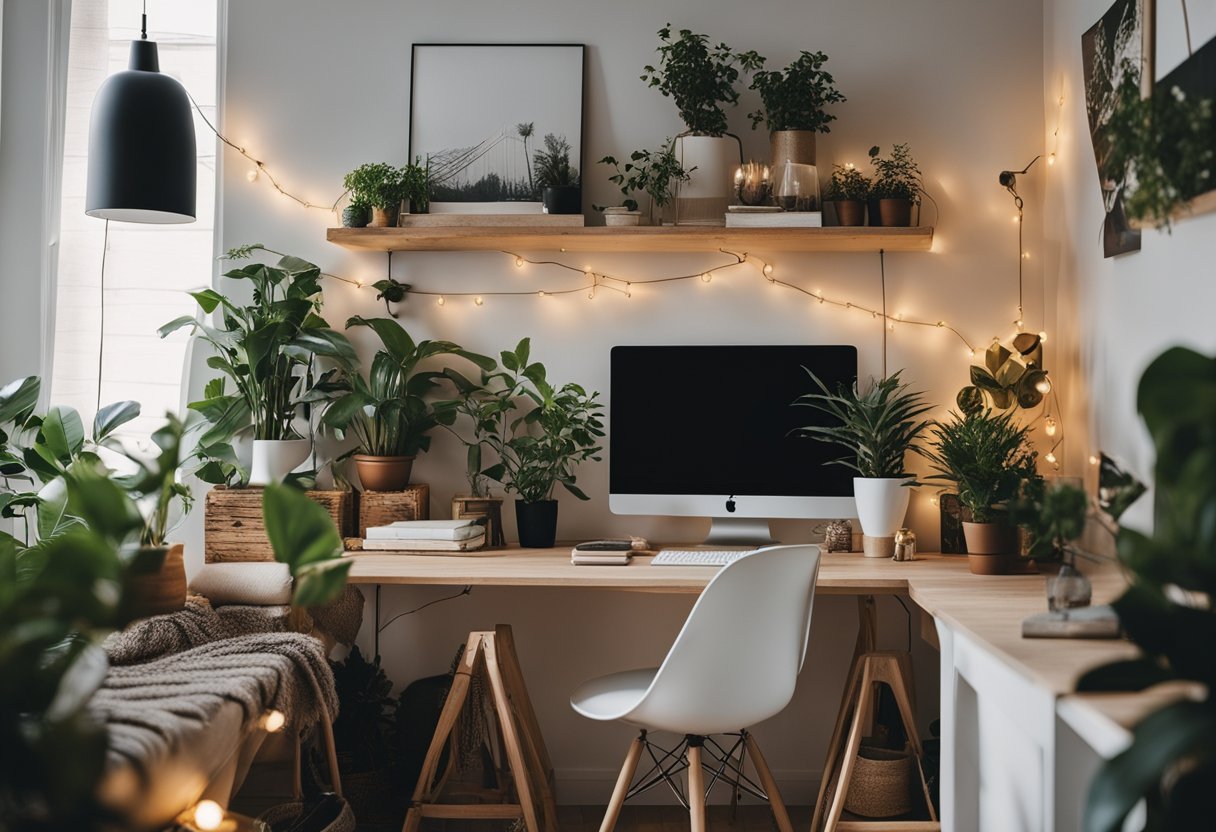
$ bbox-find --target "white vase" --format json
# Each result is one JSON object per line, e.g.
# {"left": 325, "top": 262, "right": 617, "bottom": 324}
{"left": 853, "top": 477, "right": 912, "bottom": 558}
{"left": 673, "top": 135, "right": 739, "bottom": 226}
{"left": 250, "top": 439, "right": 311, "bottom": 486}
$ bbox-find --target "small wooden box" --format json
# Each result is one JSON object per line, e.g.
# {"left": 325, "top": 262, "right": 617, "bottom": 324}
{"left": 205, "top": 486, "right": 355, "bottom": 563}
{"left": 451, "top": 495, "right": 506, "bottom": 548}
{"left": 357, "top": 485, "right": 430, "bottom": 538}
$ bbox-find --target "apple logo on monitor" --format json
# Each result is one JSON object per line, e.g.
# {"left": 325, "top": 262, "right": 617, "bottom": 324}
{"left": 725, "top": 496, "right": 736, "bottom": 513}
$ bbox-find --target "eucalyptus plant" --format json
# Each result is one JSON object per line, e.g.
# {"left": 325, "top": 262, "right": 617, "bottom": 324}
{"left": 596, "top": 141, "right": 694, "bottom": 213}
{"left": 868, "top": 143, "right": 923, "bottom": 203}
{"left": 920, "top": 409, "right": 1039, "bottom": 523}
{"left": 792, "top": 371, "right": 932, "bottom": 480}
{"left": 747, "top": 50, "right": 846, "bottom": 133}
{"left": 641, "top": 24, "right": 763, "bottom": 137}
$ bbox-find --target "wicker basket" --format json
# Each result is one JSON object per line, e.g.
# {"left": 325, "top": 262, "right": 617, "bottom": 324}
{"left": 843, "top": 746, "right": 913, "bottom": 818}
{"left": 259, "top": 797, "right": 356, "bottom": 832}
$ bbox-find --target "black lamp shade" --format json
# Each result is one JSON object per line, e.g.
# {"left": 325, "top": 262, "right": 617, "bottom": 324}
{"left": 85, "top": 40, "right": 196, "bottom": 223}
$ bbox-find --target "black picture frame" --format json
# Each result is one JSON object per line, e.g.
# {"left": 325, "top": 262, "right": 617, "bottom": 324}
{"left": 409, "top": 43, "right": 586, "bottom": 214}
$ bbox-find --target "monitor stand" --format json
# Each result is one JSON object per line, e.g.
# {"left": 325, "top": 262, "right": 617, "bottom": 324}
{"left": 702, "top": 517, "right": 780, "bottom": 547}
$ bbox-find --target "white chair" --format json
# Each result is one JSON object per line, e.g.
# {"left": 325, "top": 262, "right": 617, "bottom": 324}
{"left": 570, "top": 544, "right": 822, "bottom": 832}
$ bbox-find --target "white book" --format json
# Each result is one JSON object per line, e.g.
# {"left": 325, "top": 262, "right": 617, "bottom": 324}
{"left": 571, "top": 552, "right": 633, "bottom": 566}
{"left": 365, "top": 519, "right": 483, "bottom": 541}
{"left": 724, "top": 211, "right": 823, "bottom": 228}
{"left": 361, "top": 532, "right": 486, "bottom": 552}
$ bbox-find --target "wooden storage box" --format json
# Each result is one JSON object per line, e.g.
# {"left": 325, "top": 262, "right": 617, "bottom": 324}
{"left": 205, "top": 486, "right": 355, "bottom": 563}
{"left": 357, "top": 484, "right": 430, "bottom": 537}
{"left": 451, "top": 495, "right": 506, "bottom": 549}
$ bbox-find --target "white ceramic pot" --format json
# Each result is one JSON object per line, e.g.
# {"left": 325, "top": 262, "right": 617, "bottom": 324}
{"left": 603, "top": 207, "right": 641, "bottom": 226}
{"left": 853, "top": 477, "right": 912, "bottom": 557}
{"left": 673, "top": 135, "right": 739, "bottom": 226}
{"left": 250, "top": 439, "right": 311, "bottom": 486}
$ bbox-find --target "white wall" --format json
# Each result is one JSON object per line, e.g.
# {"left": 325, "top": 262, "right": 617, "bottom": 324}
{"left": 1043, "top": 0, "right": 1216, "bottom": 533}
{"left": 217, "top": 0, "right": 1046, "bottom": 803}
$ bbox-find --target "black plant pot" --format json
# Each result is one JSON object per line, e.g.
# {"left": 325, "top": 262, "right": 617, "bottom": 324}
{"left": 515, "top": 499, "right": 559, "bottom": 548}
{"left": 542, "top": 186, "right": 581, "bottom": 215}
{"left": 867, "top": 197, "right": 884, "bottom": 227}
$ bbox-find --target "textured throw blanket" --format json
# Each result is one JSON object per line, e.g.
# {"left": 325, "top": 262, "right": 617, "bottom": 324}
{"left": 90, "top": 631, "right": 339, "bottom": 775}
{"left": 103, "top": 594, "right": 289, "bottom": 666}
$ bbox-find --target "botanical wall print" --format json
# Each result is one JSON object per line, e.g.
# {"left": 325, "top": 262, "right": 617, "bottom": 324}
{"left": 1081, "top": 0, "right": 1152, "bottom": 257}
{"left": 410, "top": 44, "right": 585, "bottom": 213}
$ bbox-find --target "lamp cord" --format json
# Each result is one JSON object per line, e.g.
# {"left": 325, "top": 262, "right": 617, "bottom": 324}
{"left": 141, "top": 0, "right": 147, "bottom": 40}
{"left": 97, "top": 219, "right": 109, "bottom": 414}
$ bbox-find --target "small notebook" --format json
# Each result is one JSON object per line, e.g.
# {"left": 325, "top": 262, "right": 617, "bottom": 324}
{"left": 362, "top": 532, "right": 486, "bottom": 552}
{"left": 365, "top": 519, "right": 484, "bottom": 541}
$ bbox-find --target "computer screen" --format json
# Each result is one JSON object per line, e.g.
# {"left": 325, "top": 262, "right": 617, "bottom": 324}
{"left": 609, "top": 345, "right": 858, "bottom": 517}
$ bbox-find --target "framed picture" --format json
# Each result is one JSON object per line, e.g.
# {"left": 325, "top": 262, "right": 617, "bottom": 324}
{"left": 1081, "top": 0, "right": 1153, "bottom": 257}
{"left": 409, "top": 43, "right": 585, "bottom": 214}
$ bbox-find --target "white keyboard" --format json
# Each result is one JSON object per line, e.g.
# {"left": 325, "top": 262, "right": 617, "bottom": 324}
{"left": 650, "top": 548, "right": 755, "bottom": 567}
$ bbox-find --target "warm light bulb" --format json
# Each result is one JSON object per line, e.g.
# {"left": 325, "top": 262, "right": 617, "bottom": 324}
{"left": 474, "top": 296, "right": 484, "bottom": 306}
{"left": 193, "top": 801, "right": 224, "bottom": 831}
{"left": 815, "top": 290, "right": 825, "bottom": 303}
{"left": 1022, "top": 252, "right": 1031, "bottom": 260}
{"left": 967, "top": 348, "right": 976, "bottom": 358}
{"left": 1035, "top": 377, "right": 1052, "bottom": 395}
{"left": 514, "top": 257, "right": 525, "bottom": 268}
{"left": 354, "top": 280, "right": 364, "bottom": 289}
{"left": 937, "top": 321, "right": 946, "bottom": 328}
{"left": 701, "top": 272, "right": 713, "bottom": 283}
{"left": 762, "top": 263, "right": 774, "bottom": 277}
{"left": 537, "top": 290, "right": 547, "bottom": 298}
{"left": 929, "top": 496, "right": 939, "bottom": 506}
{"left": 1089, "top": 454, "right": 1100, "bottom": 466}
{"left": 436, "top": 296, "right": 445, "bottom": 307}
{"left": 559, "top": 247, "right": 567, "bottom": 252}
{"left": 1048, "top": 153, "right": 1056, "bottom": 166}
{"left": 246, "top": 168, "right": 259, "bottom": 183}
{"left": 845, "top": 162, "right": 855, "bottom": 171}
{"left": 1045, "top": 417, "right": 1058, "bottom": 438}
{"left": 1015, "top": 319, "right": 1025, "bottom": 331}
{"left": 1038, "top": 330, "right": 1048, "bottom": 343}
{"left": 262, "top": 710, "right": 286, "bottom": 733}
{"left": 1045, "top": 451, "right": 1058, "bottom": 465}
{"left": 1013, "top": 215, "right": 1022, "bottom": 223}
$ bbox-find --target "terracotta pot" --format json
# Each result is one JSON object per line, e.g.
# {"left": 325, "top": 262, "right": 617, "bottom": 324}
{"left": 124, "top": 543, "right": 187, "bottom": 619}
{"left": 878, "top": 198, "right": 914, "bottom": 227}
{"left": 834, "top": 200, "right": 866, "bottom": 227}
{"left": 368, "top": 205, "right": 398, "bottom": 228}
{"left": 515, "top": 499, "right": 558, "bottom": 548}
{"left": 963, "top": 521, "right": 1017, "bottom": 575}
{"left": 354, "top": 454, "right": 415, "bottom": 491}
{"left": 770, "top": 130, "right": 817, "bottom": 170}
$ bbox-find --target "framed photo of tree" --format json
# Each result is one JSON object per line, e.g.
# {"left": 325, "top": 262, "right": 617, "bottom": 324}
{"left": 409, "top": 43, "right": 586, "bottom": 214}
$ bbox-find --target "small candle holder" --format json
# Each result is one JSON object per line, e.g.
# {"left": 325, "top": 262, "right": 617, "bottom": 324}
{"left": 734, "top": 162, "right": 772, "bottom": 206}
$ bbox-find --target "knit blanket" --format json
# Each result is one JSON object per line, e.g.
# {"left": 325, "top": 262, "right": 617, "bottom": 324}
{"left": 90, "top": 631, "right": 339, "bottom": 775}
{"left": 103, "top": 594, "right": 289, "bottom": 666}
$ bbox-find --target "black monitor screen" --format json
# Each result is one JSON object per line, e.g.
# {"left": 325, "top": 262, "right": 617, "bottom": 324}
{"left": 610, "top": 345, "right": 858, "bottom": 497}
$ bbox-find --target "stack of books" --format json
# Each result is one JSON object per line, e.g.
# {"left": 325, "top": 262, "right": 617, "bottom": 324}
{"left": 362, "top": 519, "right": 487, "bottom": 554}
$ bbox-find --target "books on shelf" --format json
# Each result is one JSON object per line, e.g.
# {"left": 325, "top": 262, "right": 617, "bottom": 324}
{"left": 361, "top": 518, "right": 487, "bottom": 553}
{"left": 725, "top": 210, "right": 823, "bottom": 228}
{"left": 362, "top": 533, "right": 487, "bottom": 553}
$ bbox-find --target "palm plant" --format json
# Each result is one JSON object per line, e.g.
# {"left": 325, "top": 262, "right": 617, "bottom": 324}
{"left": 791, "top": 371, "right": 931, "bottom": 479}
{"left": 517, "top": 122, "right": 535, "bottom": 194}
{"left": 921, "top": 410, "right": 1038, "bottom": 523}
{"left": 532, "top": 134, "right": 579, "bottom": 189}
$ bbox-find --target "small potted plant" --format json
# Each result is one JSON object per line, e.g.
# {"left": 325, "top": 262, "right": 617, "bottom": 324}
{"left": 343, "top": 162, "right": 409, "bottom": 227}
{"left": 533, "top": 133, "right": 580, "bottom": 215}
{"left": 868, "top": 143, "right": 922, "bottom": 227}
{"left": 342, "top": 198, "right": 370, "bottom": 228}
{"left": 792, "top": 372, "right": 932, "bottom": 557}
{"left": 597, "top": 141, "right": 695, "bottom": 225}
{"left": 323, "top": 316, "right": 493, "bottom": 492}
{"left": 825, "top": 163, "right": 870, "bottom": 227}
{"left": 401, "top": 156, "right": 430, "bottom": 215}
{"left": 921, "top": 409, "right": 1041, "bottom": 574}
{"left": 748, "top": 50, "right": 846, "bottom": 170}
{"left": 641, "top": 25, "right": 762, "bottom": 224}
{"left": 479, "top": 338, "right": 604, "bottom": 548}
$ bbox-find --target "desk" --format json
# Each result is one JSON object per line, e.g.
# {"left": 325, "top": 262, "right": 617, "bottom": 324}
{"left": 346, "top": 547, "right": 1156, "bottom": 832}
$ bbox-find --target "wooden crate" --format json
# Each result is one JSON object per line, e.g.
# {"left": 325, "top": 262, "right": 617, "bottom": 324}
{"left": 451, "top": 495, "right": 506, "bottom": 549}
{"left": 205, "top": 486, "right": 355, "bottom": 563}
{"left": 357, "top": 485, "right": 430, "bottom": 537}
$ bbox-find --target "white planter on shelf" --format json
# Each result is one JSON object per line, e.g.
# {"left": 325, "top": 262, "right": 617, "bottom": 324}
{"left": 673, "top": 134, "right": 740, "bottom": 226}
{"left": 853, "top": 477, "right": 912, "bottom": 558}
{"left": 250, "top": 439, "right": 311, "bottom": 486}
{"left": 603, "top": 206, "right": 642, "bottom": 226}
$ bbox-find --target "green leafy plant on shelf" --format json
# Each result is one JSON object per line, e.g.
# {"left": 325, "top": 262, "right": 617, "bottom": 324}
{"left": 532, "top": 134, "right": 579, "bottom": 190}
{"left": 641, "top": 24, "right": 763, "bottom": 137}
{"left": 343, "top": 162, "right": 406, "bottom": 211}
{"left": 1077, "top": 346, "right": 1216, "bottom": 831}
{"left": 596, "top": 141, "right": 695, "bottom": 214}
{"left": 1106, "top": 59, "right": 1216, "bottom": 229}
{"left": 868, "top": 143, "right": 923, "bottom": 203}
{"left": 434, "top": 358, "right": 515, "bottom": 498}
{"left": 824, "top": 164, "right": 871, "bottom": 201}
{"left": 791, "top": 371, "right": 931, "bottom": 479}
{"left": 957, "top": 335, "right": 1050, "bottom": 415}
{"left": 747, "top": 50, "right": 846, "bottom": 133}
{"left": 1010, "top": 479, "right": 1088, "bottom": 563}
{"left": 160, "top": 245, "right": 356, "bottom": 486}
{"left": 921, "top": 409, "right": 1040, "bottom": 524}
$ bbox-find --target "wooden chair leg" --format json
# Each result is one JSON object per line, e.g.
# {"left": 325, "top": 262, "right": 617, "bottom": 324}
{"left": 687, "top": 742, "right": 707, "bottom": 832}
{"left": 600, "top": 734, "right": 645, "bottom": 832}
{"left": 743, "top": 733, "right": 793, "bottom": 832}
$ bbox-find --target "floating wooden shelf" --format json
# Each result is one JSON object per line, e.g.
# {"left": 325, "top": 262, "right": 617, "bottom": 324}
{"left": 326, "top": 225, "right": 934, "bottom": 254}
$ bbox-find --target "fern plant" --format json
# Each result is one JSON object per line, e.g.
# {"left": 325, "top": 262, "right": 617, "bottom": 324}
{"left": 792, "top": 371, "right": 932, "bottom": 480}
{"left": 921, "top": 410, "right": 1039, "bottom": 523}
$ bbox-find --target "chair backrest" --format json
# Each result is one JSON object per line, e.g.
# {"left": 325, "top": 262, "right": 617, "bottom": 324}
{"left": 628, "top": 544, "right": 821, "bottom": 735}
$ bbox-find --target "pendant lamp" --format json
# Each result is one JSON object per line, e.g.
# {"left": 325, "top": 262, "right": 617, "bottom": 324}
{"left": 85, "top": 6, "right": 196, "bottom": 223}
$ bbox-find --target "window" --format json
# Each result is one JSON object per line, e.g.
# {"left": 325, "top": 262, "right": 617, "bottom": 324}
{"left": 51, "top": 0, "right": 217, "bottom": 442}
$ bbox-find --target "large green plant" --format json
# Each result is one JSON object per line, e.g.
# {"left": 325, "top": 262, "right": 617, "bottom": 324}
{"left": 532, "top": 134, "right": 579, "bottom": 190}
{"left": 596, "top": 141, "right": 694, "bottom": 213}
{"left": 322, "top": 316, "right": 493, "bottom": 458}
{"left": 160, "top": 245, "right": 356, "bottom": 486}
{"left": 641, "top": 25, "right": 763, "bottom": 137}
{"left": 1077, "top": 347, "right": 1216, "bottom": 831}
{"left": 792, "top": 371, "right": 931, "bottom": 480}
{"left": 921, "top": 410, "right": 1039, "bottom": 523}
{"left": 868, "top": 143, "right": 923, "bottom": 203}
{"left": 342, "top": 162, "right": 421, "bottom": 211}
{"left": 434, "top": 359, "right": 514, "bottom": 498}
{"left": 747, "top": 50, "right": 845, "bottom": 133}
{"left": 472, "top": 339, "right": 604, "bottom": 504}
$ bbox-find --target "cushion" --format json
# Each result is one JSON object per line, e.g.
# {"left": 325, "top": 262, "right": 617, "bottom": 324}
{"left": 189, "top": 562, "right": 293, "bottom": 606}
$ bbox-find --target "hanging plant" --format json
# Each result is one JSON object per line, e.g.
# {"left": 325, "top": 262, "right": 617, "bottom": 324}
{"left": 957, "top": 335, "right": 1049, "bottom": 414}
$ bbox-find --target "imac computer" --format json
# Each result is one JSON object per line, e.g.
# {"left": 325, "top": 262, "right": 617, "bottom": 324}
{"left": 609, "top": 344, "right": 859, "bottom": 546}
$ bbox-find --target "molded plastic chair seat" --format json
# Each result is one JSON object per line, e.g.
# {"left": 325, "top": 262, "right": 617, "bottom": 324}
{"left": 570, "top": 667, "right": 658, "bottom": 723}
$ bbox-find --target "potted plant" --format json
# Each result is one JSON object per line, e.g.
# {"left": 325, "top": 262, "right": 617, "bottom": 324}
{"left": 343, "top": 162, "right": 409, "bottom": 227}
{"left": 323, "top": 316, "right": 493, "bottom": 492}
{"left": 597, "top": 141, "right": 695, "bottom": 225}
{"left": 478, "top": 339, "right": 604, "bottom": 548}
{"left": 922, "top": 409, "right": 1041, "bottom": 574}
{"left": 641, "top": 25, "right": 762, "bottom": 225}
{"left": 748, "top": 50, "right": 846, "bottom": 170}
{"left": 533, "top": 133, "right": 580, "bottom": 215}
{"left": 825, "top": 163, "right": 870, "bottom": 227}
{"left": 792, "top": 372, "right": 932, "bottom": 558}
{"left": 401, "top": 156, "right": 431, "bottom": 215}
{"left": 341, "top": 198, "right": 370, "bottom": 228}
{"left": 161, "top": 245, "right": 357, "bottom": 486}
{"left": 868, "top": 143, "right": 922, "bottom": 227}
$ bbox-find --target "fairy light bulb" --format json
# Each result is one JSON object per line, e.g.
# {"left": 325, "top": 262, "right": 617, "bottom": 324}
{"left": 262, "top": 710, "right": 286, "bottom": 733}
{"left": 701, "top": 272, "right": 713, "bottom": 283}
{"left": 762, "top": 263, "right": 774, "bottom": 278}
{"left": 1045, "top": 451, "right": 1058, "bottom": 465}
{"left": 1089, "top": 454, "right": 1100, "bottom": 466}
{"left": 474, "top": 296, "right": 484, "bottom": 306}
{"left": 1038, "top": 330, "right": 1048, "bottom": 343}
{"left": 1015, "top": 318, "right": 1025, "bottom": 331}
{"left": 193, "top": 800, "right": 224, "bottom": 831}
{"left": 514, "top": 257, "right": 525, "bottom": 268}
{"left": 1012, "top": 215, "right": 1021, "bottom": 223}
{"left": 537, "top": 290, "right": 547, "bottom": 298}
{"left": 436, "top": 296, "right": 445, "bottom": 307}
{"left": 246, "top": 168, "right": 259, "bottom": 183}
{"left": 1035, "top": 377, "right": 1052, "bottom": 395}
{"left": 967, "top": 348, "right": 976, "bottom": 358}
{"left": 1045, "top": 416, "right": 1058, "bottom": 437}
{"left": 937, "top": 321, "right": 946, "bottom": 328}
{"left": 1048, "top": 152, "right": 1056, "bottom": 166}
